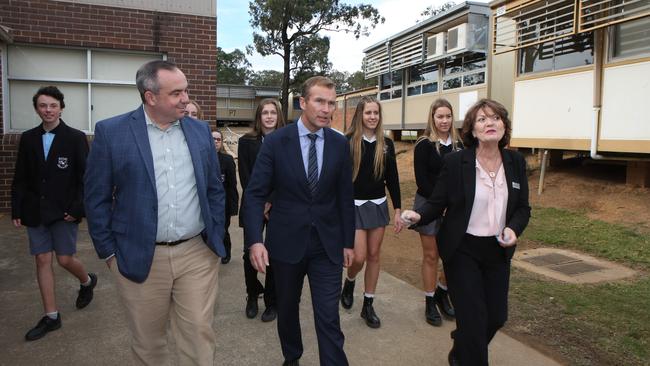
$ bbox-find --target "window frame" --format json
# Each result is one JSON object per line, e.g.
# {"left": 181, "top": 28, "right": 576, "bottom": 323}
{"left": 516, "top": 32, "right": 595, "bottom": 76}
{"left": 407, "top": 62, "right": 440, "bottom": 97}
{"left": 441, "top": 54, "right": 487, "bottom": 91}
{"left": 2, "top": 44, "right": 164, "bottom": 133}
{"left": 607, "top": 17, "right": 650, "bottom": 62}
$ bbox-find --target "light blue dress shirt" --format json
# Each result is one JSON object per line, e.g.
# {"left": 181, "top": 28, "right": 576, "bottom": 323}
{"left": 144, "top": 107, "right": 205, "bottom": 242}
{"left": 42, "top": 132, "right": 55, "bottom": 160}
{"left": 297, "top": 118, "right": 324, "bottom": 177}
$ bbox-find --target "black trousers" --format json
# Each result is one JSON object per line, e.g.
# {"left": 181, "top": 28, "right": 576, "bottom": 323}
{"left": 270, "top": 229, "right": 348, "bottom": 366}
{"left": 223, "top": 216, "right": 232, "bottom": 258}
{"left": 445, "top": 234, "right": 510, "bottom": 366}
{"left": 243, "top": 248, "right": 276, "bottom": 307}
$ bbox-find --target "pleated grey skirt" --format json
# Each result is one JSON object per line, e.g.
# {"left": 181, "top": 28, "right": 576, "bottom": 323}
{"left": 354, "top": 200, "right": 390, "bottom": 230}
{"left": 412, "top": 193, "right": 441, "bottom": 236}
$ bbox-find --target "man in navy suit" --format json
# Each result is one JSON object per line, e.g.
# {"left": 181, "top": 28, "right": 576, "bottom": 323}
{"left": 84, "top": 60, "right": 225, "bottom": 365}
{"left": 244, "top": 76, "right": 355, "bottom": 366}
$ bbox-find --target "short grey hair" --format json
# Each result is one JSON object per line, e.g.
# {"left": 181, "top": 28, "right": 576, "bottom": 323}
{"left": 136, "top": 60, "right": 178, "bottom": 103}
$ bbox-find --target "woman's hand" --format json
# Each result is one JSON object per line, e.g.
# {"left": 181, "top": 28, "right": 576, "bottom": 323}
{"left": 399, "top": 210, "right": 421, "bottom": 227}
{"left": 393, "top": 209, "right": 403, "bottom": 233}
{"left": 497, "top": 227, "right": 518, "bottom": 247}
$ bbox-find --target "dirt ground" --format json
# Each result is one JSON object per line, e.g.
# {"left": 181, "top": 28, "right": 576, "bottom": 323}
{"left": 379, "top": 141, "right": 650, "bottom": 362}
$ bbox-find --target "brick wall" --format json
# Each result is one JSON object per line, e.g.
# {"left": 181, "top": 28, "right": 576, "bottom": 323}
{"left": 0, "top": 0, "right": 218, "bottom": 212}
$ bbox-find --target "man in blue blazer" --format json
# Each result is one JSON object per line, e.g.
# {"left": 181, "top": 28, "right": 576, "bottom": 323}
{"left": 84, "top": 60, "right": 225, "bottom": 365}
{"left": 244, "top": 76, "right": 355, "bottom": 366}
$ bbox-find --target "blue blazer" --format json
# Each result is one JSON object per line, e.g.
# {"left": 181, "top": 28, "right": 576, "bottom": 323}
{"left": 242, "top": 122, "right": 355, "bottom": 265}
{"left": 84, "top": 107, "right": 226, "bottom": 283}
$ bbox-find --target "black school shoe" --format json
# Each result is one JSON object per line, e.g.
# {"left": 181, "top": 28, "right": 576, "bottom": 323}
{"left": 25, "top": 314, "right": 61, "bottom": 341}
{"left": 76, "top": 273, "right": 98, "bottom": 309}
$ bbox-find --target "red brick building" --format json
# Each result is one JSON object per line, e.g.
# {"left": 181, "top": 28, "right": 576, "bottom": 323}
{"left": 0, "top": 0, "right": 217, "bottom": 211}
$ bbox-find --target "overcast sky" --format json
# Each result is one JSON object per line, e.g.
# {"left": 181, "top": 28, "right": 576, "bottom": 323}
{"left": 217, "top": 0, "right": 489, "bottom": 73}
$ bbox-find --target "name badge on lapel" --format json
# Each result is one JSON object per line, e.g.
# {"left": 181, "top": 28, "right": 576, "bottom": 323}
{"left": 512, "top": 182, "right": 520, "bottom": 190}
{"left": 57, "top": 157, "right": 69, "bottom": 169}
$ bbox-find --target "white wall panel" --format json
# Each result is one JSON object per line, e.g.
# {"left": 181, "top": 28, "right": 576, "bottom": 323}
{"left": 601, "top": 62, "right": 650, "bottom": 140}
{"left": 513, "top": 71, "right": 593, "bottom": 139}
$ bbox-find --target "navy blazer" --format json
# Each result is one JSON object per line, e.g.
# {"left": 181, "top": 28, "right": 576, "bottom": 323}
{"left": 12, "top": 121, "right": 88, "bottom": 226}
{"left": 242, "top": 123, "right": 355, "bottom": 265}
{"left": 417, "top": 147, "right": 531, "bottom": 261}
{"left": 84, "top": 107, "right": 226, "bottom": 283}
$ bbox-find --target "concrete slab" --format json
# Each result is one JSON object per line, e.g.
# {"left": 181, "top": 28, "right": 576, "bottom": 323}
{"left": 514, "top": 247, "right": 637, "bottom": 284}
{"left": 0, "top": 215, "right": 560, "bottom": 365}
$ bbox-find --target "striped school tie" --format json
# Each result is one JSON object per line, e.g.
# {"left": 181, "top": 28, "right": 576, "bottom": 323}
{"left": 307, "top": 133, "right": 318, "bottom": 194}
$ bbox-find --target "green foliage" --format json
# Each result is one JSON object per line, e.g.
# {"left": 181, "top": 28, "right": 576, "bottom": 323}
{"left": 248, "top": 70, "right": 284, "bottom": 87}
{"left": 347, "top": 70, "right": 376, "bottom": 91}
{"left": 417, "top": 2, "right": 456, "bottom": 22}
{"left": 216, "top": 47, "right": 251, "bottom": 85}
{"left": 248, "top": 0, "right": 383, "bottom": 120}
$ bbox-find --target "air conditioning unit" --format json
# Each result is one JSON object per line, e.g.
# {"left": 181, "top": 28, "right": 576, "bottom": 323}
{"left": 426, "top": 33, "right": 445, "bottom": 59}
{"left": 446, "top": 23, "right": 467, "bottom": 53}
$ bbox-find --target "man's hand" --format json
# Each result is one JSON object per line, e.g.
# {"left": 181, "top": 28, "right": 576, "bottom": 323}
{"left": 393, "top": 209, "right": 404, "bottom": 233}
{"left": 498, "top": 227, "right": 518, "bottom": 247}
{"left": 12, "top": 219, "right": 22, "bottom": 228}
{"left": 63, "top": 213, "right": 76, "bottom": 222}
{"left": 249, "top": 243, "right": 269, "bottom": 274}
{"left": 343, "top": 248, "right": 354, "bottom": 268}
{"left": 106, "top": 256, "right": 115, "bottom": 269}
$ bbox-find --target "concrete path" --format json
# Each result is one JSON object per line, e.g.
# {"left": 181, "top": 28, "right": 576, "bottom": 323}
{"left": 0, "top": 215, "right": 560, "bottom": 365}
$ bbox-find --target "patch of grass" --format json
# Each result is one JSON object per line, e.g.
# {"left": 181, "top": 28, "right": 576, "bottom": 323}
{"left": 523, "top": 206, "right": 650, "bottom": 269}
{"left": 508, "top": 206, "right": 650, "bottom": 365}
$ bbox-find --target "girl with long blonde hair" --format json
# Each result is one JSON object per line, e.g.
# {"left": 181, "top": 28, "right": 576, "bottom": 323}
{"left": 340, "top": 96, "right": 403, "bottom": 329}
{"left": 413, "top": 98, "right": 462, "bottom": 326}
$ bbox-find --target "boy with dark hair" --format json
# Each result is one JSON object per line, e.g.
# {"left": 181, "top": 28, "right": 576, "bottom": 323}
{"left": 12, "top": 85, "right": 97, "bottom": 341}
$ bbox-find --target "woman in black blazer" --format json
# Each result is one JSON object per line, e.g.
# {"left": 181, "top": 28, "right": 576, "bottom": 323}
{"left": 211, "top": 130, "right": 239, "bottom": 264}
{"left": 401, "top": 99, "right": 531, "bottom": 366}
{"left": 237, "top": 98, "right": 286, "bottom": 322}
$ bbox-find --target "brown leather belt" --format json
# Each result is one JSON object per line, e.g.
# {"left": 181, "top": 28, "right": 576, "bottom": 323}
{"left": 155, "top": 235, "right": 197, "bottom": 246}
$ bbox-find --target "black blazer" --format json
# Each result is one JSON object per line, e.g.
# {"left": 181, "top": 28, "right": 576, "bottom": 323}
{"left": 11, "top": 120, "right": 88, "bottom": 226}
{"left": 218, "top": 151, "right": 239, "bottom": 217}
{"left": 416, "top": 147, "right": 531, "bottom": 261}
{"left": 237, "top": 135, "right": 263, "bottom": 227}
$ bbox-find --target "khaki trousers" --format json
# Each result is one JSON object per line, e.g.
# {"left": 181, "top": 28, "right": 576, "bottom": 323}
{"left": 111, "top": 236, "right": 220, "bottom": 366}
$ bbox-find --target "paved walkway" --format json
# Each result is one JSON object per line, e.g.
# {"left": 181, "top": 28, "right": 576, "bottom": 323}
{"left": 0, "top": 215, "right": 561, "bottom": 365}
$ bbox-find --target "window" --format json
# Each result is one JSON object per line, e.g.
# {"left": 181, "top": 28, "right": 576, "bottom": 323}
{"left": 407, "top": 63, "right": 439, "bottom": 96}
{"left": 5, "top": 45, "right": 163, "bottom": 132}
{"left": 518, "top": 33, "right": 594, "bottom": 75}
{"left": 442, "top": 54, "right": 487, "bottom": 90}
{"left": 377, "top": 70, "right": 403, "bottom": 100}
{"left": 611, "top": 17, "right": 650, "bottom": 60}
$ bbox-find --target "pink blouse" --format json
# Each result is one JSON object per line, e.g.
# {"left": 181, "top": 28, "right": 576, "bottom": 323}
{"left": 466, "top": 161, "right": 508, "bottom": 237}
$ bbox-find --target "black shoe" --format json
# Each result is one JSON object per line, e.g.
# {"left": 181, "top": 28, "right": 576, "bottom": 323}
{"left": 448, "top": 343, "right": 460, "bottom": 366}
{"left": 25, "top": 315, "right": 61, "bottom": 341}
{"left": 221, "top": 255, "right": 231, "bottom": 264}
{"left": 340, "top": 279, "right": 355, "bottom": 309}
{"left": 261, "top": 305, "right": 277, "bottom": 322}
{"left": 425, "top": 296, "right": 442, "bottom": 326}
{"left": 246, "top": 295, "right": 259, "bottom": 319}
{"left": 282, "top": 359, "right": 299, "bottom": 366}
{"left": 360, "top": 296, "right": 381, "bottom": 328}
{"left": 76, "top": 273, "right": 97, "bottom": 309}
{"left": 434, "top": 287, "right": 455, "bottom": 318}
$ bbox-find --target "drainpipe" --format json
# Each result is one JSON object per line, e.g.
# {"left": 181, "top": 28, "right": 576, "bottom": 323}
{"left": 590, "top": 29, "right": 604, "bottom": 160}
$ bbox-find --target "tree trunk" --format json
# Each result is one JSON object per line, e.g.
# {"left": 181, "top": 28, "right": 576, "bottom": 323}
{"left": 281, "top": 42, "right": 292, "bottom": 123}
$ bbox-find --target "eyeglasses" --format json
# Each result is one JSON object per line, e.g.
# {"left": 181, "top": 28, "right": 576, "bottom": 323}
{"left": 213, "top": 138, "right": 222, "bottom": 141}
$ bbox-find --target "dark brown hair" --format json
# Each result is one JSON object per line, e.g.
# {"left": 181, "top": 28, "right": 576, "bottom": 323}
{"left": 461, "top": 98, "right": 512, "bottom": 149}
